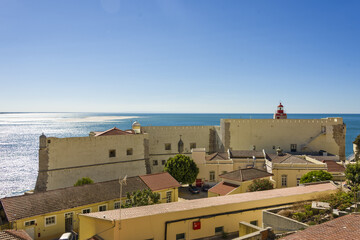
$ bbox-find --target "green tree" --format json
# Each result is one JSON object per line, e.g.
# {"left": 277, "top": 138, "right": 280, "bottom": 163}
{"left": 345, "top": 162, "right": 360, "bottom": 191}
{"left": 122, "top": 189, "right": 160, "bottom": 208}
{"left": 164, "top": 154, "right": 199, "bottom": 184}
{"left": 299, "top": 170, "right": 333, "bottom": 184}
{"left": 247, "top": 179, "right": 274, "bottom": 192}
{"left": 74, "top": 177, "right": 94, "bottom": 186}
{"left": 353, "top": 135, "right": 360, "bottom": 161}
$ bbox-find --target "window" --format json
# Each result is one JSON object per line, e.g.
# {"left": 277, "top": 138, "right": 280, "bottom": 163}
{"left": 297, "top": 178, "right": 301, "bottom": 186}
{"left": 273, "top": 146, "right": 276, "bottom": 149}
{"left": 45, "top": 216, "right": 56, "bottom": 227}
{"left": 290, "top": 144, "right": 297, "bottom": 152}
{"left": 165, "top": 143, "right": 171, "bottom": 150}
{"left": 166, "top": 191, "right": 172, "bottom": 203}
{"left": 82, "top": 208, "right": 91, "bottom": 214}
{"left": 47, "top": 140, "right": 51, "bottom": 144}
{"left": 250, "top": 220, "right": 258, "bottom": 226}
{"left": 114, "top": 201, "right": 121, "bottom": 209}
{"left": 190, "top": 143, "right": 196, "bottom": 149}
{"left": 210, "top": 171, "right": 215, "bottom": 181}
{"left": 126, "top": 148, "right": 133, "bottom": 155}
{"left": 281, "top": 175, "right": 287, "bottom": 187}
{"left": 98, "top": 205, "right": 107, "bottom": 212}
{"left": 215, "top": 226, "right": 224, "bottom": 234}
{"left": 321, "top": 126, "right": 326, "bottom": 133}
{"left": 162, "top": 160, "right": 166, "bottom": 165}
{"left": 109, "top": 150, "right": 116, "bottom": 158}
{"left": 153, "top": 160, "right": 158, "bottom": 166}
{"left": 24, "top": 220, "right": 36, "bottom": 227}
{"left": 176, "top": 233, "right": 185, "bottom": 240}
{"left": 252, "top": 145, "right": 256, "bottom": 150}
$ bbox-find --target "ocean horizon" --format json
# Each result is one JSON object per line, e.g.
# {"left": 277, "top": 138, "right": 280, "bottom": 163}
{"left": 1, "top": 112, "right": 359, "bottom": 198}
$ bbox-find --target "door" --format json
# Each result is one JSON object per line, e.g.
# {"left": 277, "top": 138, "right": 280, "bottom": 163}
{"left": 24, "top": 227, "right": 35, "bottom": 239}
{"left": 65, "top": 212, "right": 73, "bottom": 232}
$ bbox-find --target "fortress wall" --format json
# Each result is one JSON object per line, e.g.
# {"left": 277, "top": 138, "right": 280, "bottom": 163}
{"left": 221, "top": 118, "right": 345, "bottom": 159}
{"left": 142, "top": 126, "right": 215, "bottom": 173}
{"left": 35, "top": 134, "right": 148, "bottom": 191}
{"left": 45, "top": 160, "right": 146, "bottom": 191}
{"left": 46, "top": 134, "right": 147, "bottom": 170}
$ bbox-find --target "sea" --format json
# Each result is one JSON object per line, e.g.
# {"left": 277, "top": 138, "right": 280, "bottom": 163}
{"left": 1, "top": 112, "right": 359, "bottom": 198}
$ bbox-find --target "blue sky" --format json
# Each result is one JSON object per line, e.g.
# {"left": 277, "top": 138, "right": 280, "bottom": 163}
{"left": 0, "top": 0, "right": 359, "bottom": 113}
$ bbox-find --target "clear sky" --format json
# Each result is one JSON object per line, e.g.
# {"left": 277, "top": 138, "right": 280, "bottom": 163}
{"left": 0, "top": 0, "right": 359, "bottom": 113}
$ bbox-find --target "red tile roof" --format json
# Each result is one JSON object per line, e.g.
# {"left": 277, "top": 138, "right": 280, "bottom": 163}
{"left": 205, "top": 152, "right": 229, "bottom": 161}
{"left": 0, "top": 230, "right": 32, "bottom": 240}
{"left": 139, "top": 172, "right": 180, "bottom": 191}
{"left": 208, "top": 181, "right": 239, "bottom": 196}
{"left": 95, "top": 127, "right": 133, "bottom": 136}
{"left": 323, "top": 160, "right": 345, "bottom": 173}
{"left": 281, "top": 214, "right": 360, "bottom": 240}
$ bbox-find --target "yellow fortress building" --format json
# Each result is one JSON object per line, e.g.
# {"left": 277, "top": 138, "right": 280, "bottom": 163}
{"left": 34, "top": 104, "right": 346, "bottom": 192}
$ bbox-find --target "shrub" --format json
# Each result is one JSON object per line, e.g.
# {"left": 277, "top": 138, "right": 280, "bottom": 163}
{"left": 74, "top": 177, "right": 94, "bottom": 186}
{"left": 247, "top": 179, "right": 274, "bottom": 192}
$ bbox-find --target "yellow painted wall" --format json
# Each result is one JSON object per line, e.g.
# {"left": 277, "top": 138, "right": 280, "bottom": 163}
{"left": 79, "top": 186, "right": 337, "bottom": 240}
{"left": 39, "top": 134, "right": 148, "bottom": 191}
{"left": 272, "top": 167, "right": 326, "bottom": 188}
{"left": 156, "top": 188, "right": 179, "bottom": 203}
{"left": 221, "top": 118, "right": 345, "bottom": 159}
{"left": 142, "top": 126, "right": 214, "bottom": 173}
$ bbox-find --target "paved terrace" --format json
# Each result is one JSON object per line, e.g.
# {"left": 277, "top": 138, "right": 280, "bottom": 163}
{"left": 83, "top": 182, "right": 338, "bottom": 221}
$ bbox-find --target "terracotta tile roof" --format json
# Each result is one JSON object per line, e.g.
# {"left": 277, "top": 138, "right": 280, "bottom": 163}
{"left": 323, "top": 160, "right": 345, "bottom": 173}
{"left": 205, "top": 152, "right": 229, "bottom": 161}
{"left": 0, "top": 230, "right": 32, "bottom": 240}
{"left": 267, "top": 153, "right": 310, "bottom": 164}
{"left": 219, "top": 168, "right": 273, "bottom": 182}
{"left": 0, "top": 176, "right": 148, "bottom": 222}
{"left": 208, "top": 181, "right": 239, "bottom": 196}
{"left": 95, "top": 127, "right": 133, "bottom": 136}
{"left": 82, "top": 182, "right": 338, "bottom": 221}
{"left": 139, "top": 172, "right": 180, "bottom": 191}
{"left": 281, "top": 214, "right": 360, "bottom": 240}
{"left": 229, "top": 150, "right": 265, "bottom": 158}
{"left": 307, "top": 155, "right": 339, "bottom": 161}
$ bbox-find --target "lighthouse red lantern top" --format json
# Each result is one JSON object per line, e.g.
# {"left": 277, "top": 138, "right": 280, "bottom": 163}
{"left": 274, "top": 102, "right": 287, "bottom": 119}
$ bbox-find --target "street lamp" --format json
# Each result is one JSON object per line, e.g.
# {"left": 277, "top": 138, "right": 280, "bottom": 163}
{"left": 119, "top": 175, "right": 127, "bottom": 230}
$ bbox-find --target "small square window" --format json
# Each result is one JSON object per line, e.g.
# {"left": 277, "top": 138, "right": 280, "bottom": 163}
{"left": 250, "top": 220, "right": 258, "bottom": 226}
{"left": 114, "top": 201, "right": 121, "bottom": 209}
{"left": 45, "top": 216, "right": 56, "bottom": 227}
{"left": 109, "top": 150, "right": 116, "bottom": 158}
{"left": 215, "top": 226, "right": 223, "bottom": 234}
{"left": 176, "top": 233, "right": 185, "bottom": 240}
{"left": 82, "top": 208, "right": 91, "bottom": 214}
{"left": 24, "top": 220, "right": 36, "bottom": 227}
{"left": 190, "top": 143, "right": 196, "bottom": 149}
{"left": 126, "top": 148, "right": 133, "bottom": 155}
{"left": 290, "top": 144, "right": 297, "bottom": 152}
{"left": 153, "top": 160, "right": 158, "bottom": 166}
{"left": 165, "top": 143, "right": 171, "bottom": 150}
{"left": 99, "top": 205, "right": 107, "bottom": 212}
{"left": 162, "top": 160, "right": 166, "bottom": 165}
{"left": 47, "top": 140, "right": 51, "bottom": 144}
